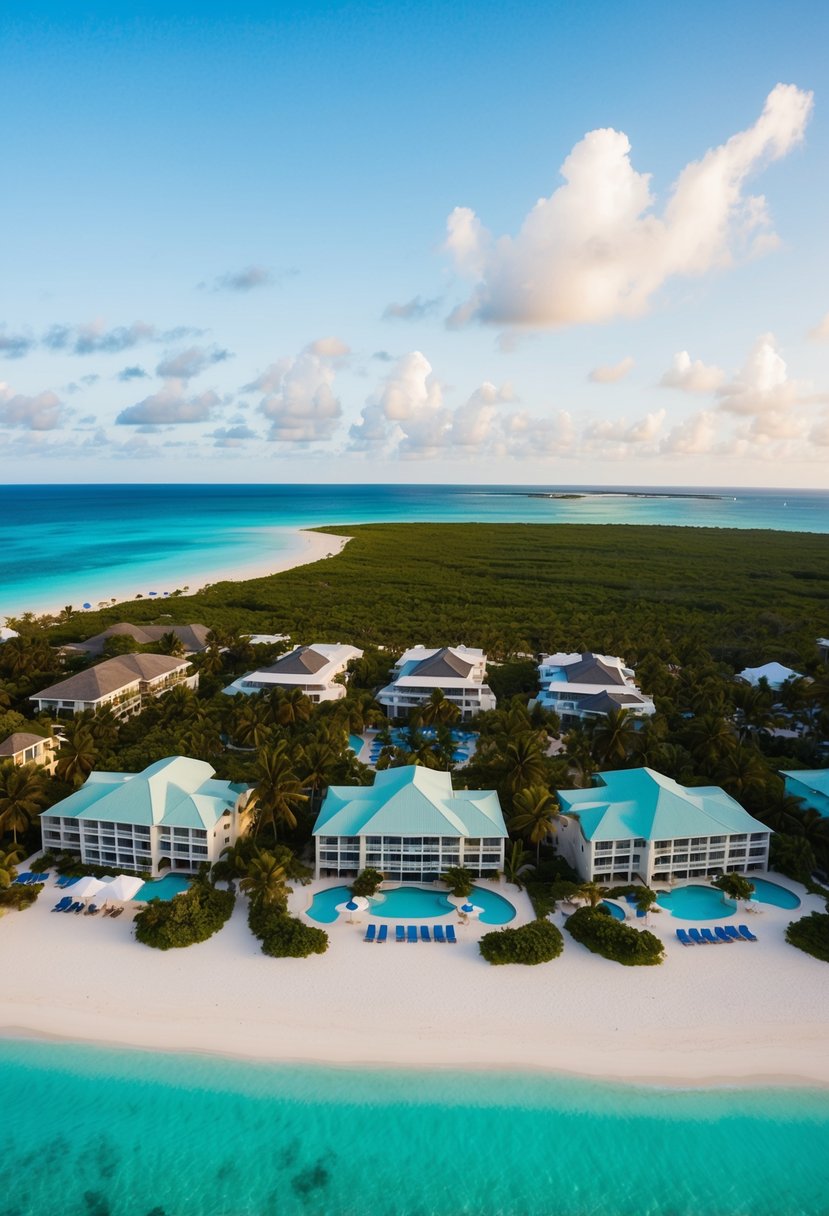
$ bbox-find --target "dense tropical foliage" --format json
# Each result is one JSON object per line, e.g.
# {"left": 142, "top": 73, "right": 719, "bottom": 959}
{"left": 134, "top": 876, "right": 235, "bottom": 950}
{"left": 565, "top": 905, "right": 665, "bottom": 966}
{"left": 478, "top": 919, "right": 564, "bottom": 965}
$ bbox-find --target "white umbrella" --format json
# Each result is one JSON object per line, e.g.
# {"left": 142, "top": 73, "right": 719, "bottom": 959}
{"left": 99, "top": 874, "right": 145, "bottom": 902}
{"left": 335, "top": 895, "right": 370, "bottom": 923}
{"left": 458, "top": 901, "right": 484, "bottom": 923}
{"left": 71, "top": 876, "right": 105, "bottom": 901}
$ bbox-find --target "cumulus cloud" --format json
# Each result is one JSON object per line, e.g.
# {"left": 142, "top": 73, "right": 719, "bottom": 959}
{"left": 247, "top": 338, "right": 350, "bottom": 443}
{"left": 350, "top": 351, "right": 444, "bottom": 456}
{"left": 716, "top": 333, "right": 799, "bottom": 418}
{"left": 156, "top": 345, "right": 231, "bottom": 380}
{"left": 660, "top": 411, "right": 720, "bottom": 454}
{"left": 383, "top": 296, "right": 442, "bottom": 321}
{"left": 808, "top": 312, "right": 829, "bottom": 342}
{"left": 584, "top": 410, "right": 665, "bottom": 445}
{"left": 588, "top": 356, "right": 635, "bottom": 384}
{"left": 115, "top": 381, "right": 220, "bottom": 425}
{"left": 0, "top": 329, "right": 34, "bottom": 359}
{"left": 43, "top": 320, "right": 203, "bottom": 355}
{"left": 444, "top": 83, "right": 813, "bottom": 329}
{"left": 210, "top": 424, "right": 259, "bottom": 448}
{"left": 0, "top": 383, "right": 66, "bottom": 430}
{"left": 660, "top": 350, "right": 726, "bottom": 393}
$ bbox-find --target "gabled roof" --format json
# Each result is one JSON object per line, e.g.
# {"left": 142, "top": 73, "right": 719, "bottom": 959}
{"left": 32, "top": 653, "right": 190, "bottom": 703}
{"left": 557, "top": 653, "right": 627, "bottom": 686}
{"left": 410, "top": 647, "right": 476, "bottom": 680}
{"left": 557, "top": 767, "right": 768, "bottom": 842}
{"left": 68, "top": 623, "right": 209, "bottom": 656}
{"left": 264, "top": 645, "right": 330, "bottom": 675}
{"left": 574, "top": 690, "right": 647, "bottom": 714}
{"left": 0, "top": 731, "right": 52, "bottom": 757}
{"left": 314, "top": 765, "right": 507, "bottom": 839}
{"left": 41, "top": 756, "right": 246, "bottom": 828}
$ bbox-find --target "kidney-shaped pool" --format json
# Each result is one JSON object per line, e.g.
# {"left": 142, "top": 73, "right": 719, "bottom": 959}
{"left": 307, "top": 884, "right": 516, "bottom": 925}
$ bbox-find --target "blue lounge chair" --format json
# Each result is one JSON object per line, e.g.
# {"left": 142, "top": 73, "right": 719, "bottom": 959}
{"left": 723, "top": 925, "right": 743, "bottom": 943}
{"left": 675, "top": 928, "right": 692, "bottom": 946}
{"left": 433, "top": 924, "right": 446, "bottom": 942}
{"left": 364, "top": 923, "right": 376, "bottom": 942}
{"left": 52, "top": 896, "right": 72, "bottom": 912}
{"left": 377, "top": 924, "right": 388, "bottom": 943}
{"left": 700, "top": 928, "right": 719, "bottom": 944}
{"left": 407, "top": 925, "right": 417, "bottom": 943}
{"left": 446, "top": 925, "right": 457, "bottom": 944}
{"left": 12, "top": 873, "right": 31, "bottom": 885}
{"left": 86, "top": 904, "right": 100, "bottom": 916}
{"left": 688, "top": 928, "right": 706, "bottom": 944}
{"left": 714, "top": 926, "right": 733, "bottom": 943}
{"left": 738, "top": 924, "right": 758, "bottom": 942}
{"left": 395, "top": 925, "right": 405, "bottom": 943}
{"left": 420, "top": 925, "right": 431, "bottom": 942}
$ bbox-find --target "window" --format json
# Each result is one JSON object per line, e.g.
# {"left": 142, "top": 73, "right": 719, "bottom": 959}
{"left": 633, "top": 838, "right": 646, "bottom": 849}
{"left": 595, "top": 841, "right": 613, "bottom": 852}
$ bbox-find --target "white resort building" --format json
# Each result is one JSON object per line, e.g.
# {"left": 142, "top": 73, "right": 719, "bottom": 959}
{"left": 0, "top": 731, "right": 58, "bottom": 775}
{"left": 531, "top": 652, "right": 654, "bottom": 724}
{"left": 40, "top": 756, "right": 253, "bottom": 877}
{"left": 30, "top": 654, "right": 198, "bottom": 719}
{"left": 376, "top": 645, "right": 496, "bottom": 720}
{"left": 223, "top": 643, "right": 363, "bottom": 701}
{"left": 313, "top": 764, "right": 508, "bottom": 881}
{"left": 555, "top": 767, "right": 771, "bottom": 885}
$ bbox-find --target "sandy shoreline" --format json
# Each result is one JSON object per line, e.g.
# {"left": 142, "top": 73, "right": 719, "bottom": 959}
{"left": 6, "top": 528, "right": 350, "bottom": 620}
{"left": 3, "top": 872, "right": 828, "bottom": 1090}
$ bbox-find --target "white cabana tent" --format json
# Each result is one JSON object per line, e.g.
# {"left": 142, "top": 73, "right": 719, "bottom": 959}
{"left": 99, "top": 874, "right": 145, "bottom": 902}
{"left": 738, "top": 662, "right": 803, "bottom": 690}
{"left": 70, "top": 876, "right": 105, "bottom": 901}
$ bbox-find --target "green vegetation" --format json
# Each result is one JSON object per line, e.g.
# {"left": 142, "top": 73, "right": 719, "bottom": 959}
{"left": 479, "top": 918, "right": 564, "bottom": 965}
{"left": 0, "top": 882, "right": 42, "bottom": 910}
{"left": 440, "top": 866, "right": 475, "bottom": 899}
{"left": 134, "top": 878, "right": 234, "bottom": 950}
{"left": 350, "top": 867, "right": 385, "bottom": 898}
{"left": 785, "top": 912, "right": 829, "bottom": 963}
{"left": 248, "top": 900, "right": 329, "bottom": 958}
{"left": 713, "top": 873, "right": 755, "bottom": 901}
{"left": 565, "top": 905, "right": 665, "bottom": 966}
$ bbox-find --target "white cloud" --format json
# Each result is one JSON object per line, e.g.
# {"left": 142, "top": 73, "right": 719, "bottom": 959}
{"left": 350, "top": 351, "right": 445, "bottom": 456}
{"left": 252, "top": 338, "right": 350, "bottom": 443}
{"left": 588, "top": 356, "right": 634, "bottom": 384}
{"left": 808, "top": 312, "right": 829, "bottom": 342}
{"left": 156, "top": 345, "right": 231, "bottom": 380}
{"left": 660, "top": 410, "right": 719, "bottom": 455}
{"left": 660, "top": 350, "right": 725, "bottom": 393}
{"left": 43, "top": 320, "right": 202, "bottom": 355}
{"left": 444, "top": 83, "right": 813, "bottom": 329}
{"left": 584, "top": 410, "right": 665, "bottom": 445}
{"left": 116, "top": 381, "right": 220, "bottom": 425}
{"left": 0, "top": 383, "right": 66, "bottom": 430}
{"left": 383, "top": 296, "right": 442, "bottom": 321}
{"left": 717, "top": 333, "right": 798, "bottom": 416}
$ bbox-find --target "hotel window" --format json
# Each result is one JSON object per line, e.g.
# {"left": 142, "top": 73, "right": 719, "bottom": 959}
{"left": 633, "top": 838, "right": 646, "bottom": 849}
{"left": 654, "top": 840, "right": 669, "bottom": 850}
{"left": 730, "top": 834, "right": 746, "bottom": 842}
{"left": 673, "top": 839, "right": 689, "bottom": 847}
{"left": 596, "top": 842, "right": 613, "bottom": 852}
{"left": 672, "top": 854, "right": 688, "bottom": 863}
{"left": 709, "top": 836, "right": 725, "bottom": 844}
{"left": 174, "top": 828, "right": 189, "bottom": 839}
{"left": 750, "top": 832, "right": 767, "bottom": 841}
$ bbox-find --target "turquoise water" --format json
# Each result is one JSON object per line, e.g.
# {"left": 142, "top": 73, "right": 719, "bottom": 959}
{"left": 134, "top": 875, "right": 191, "bottom": 902}
{"left": 306, "top": 884, "right": 516, "bottom": 925}
{"left": 366, "top": 728, "right": 479, "bottom": 764}
{"left": 600, "top": 899, "right": 626, "bottom": 920}
{"left": 0, "top": 1038, "right": 827, "bottom": 1216}
{"left": 2, "top": 483, "right": 828, "bottom": 615}
{"left": 747, "top": 877, "right": 801, "bottom": 909}
{"left": 657, "top": 879, "right": 801, "bottom": 919}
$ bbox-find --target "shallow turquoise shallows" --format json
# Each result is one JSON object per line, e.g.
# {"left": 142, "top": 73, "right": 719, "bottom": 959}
{"left": 134, "top": 874, "right": 191, "bottom": 901}
{"left": 657, "top": 879, "right": 801, "bottom": 920}
{"left": 306, "top": 884, "right": 516, "bottom": 924}
{"left": 1, "top": 1039, "right": 828, "bottom": 1216}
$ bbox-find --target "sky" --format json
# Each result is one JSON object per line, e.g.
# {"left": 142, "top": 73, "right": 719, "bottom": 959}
{"left": 1, "top": 0, "right": 828, "bottom": 487}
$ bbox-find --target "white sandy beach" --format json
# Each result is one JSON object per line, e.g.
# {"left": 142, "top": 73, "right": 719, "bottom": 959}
{"left": 2, "top": 872, "right": 828, "bottom": 1088}
{"left": 6, "top": 528, "right": 350, "bottom": 620}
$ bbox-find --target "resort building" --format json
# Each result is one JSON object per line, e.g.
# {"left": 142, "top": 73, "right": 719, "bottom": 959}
{"left": 531, "top": 651, "right": 654, "bottom": 724}
{"left": 817, "top": 637, "right": 829, "bottom": 664}
{"left": 781, "top": 770, "right": 829, "bottom": 819}
{"left": 223, "top": 642, "right": 363, "bottom": 701}
{"left": 0, "top": 731, "right": 58, "bottom": 775}
{"left": 376, "top": 645, "right": 496, "bottom": 720}
{"left": 30, "top": 653, "right": 198, "bottom": 719}
{"left": 555, "top": 767, "right": 771, "bottom": 885}
{"left": 313, "top": 764, "right": 507, "bottom": 881}
{"left": 40, "top": 756, "right": 253, "bottom": 876}
{"left": 737, "top": 661, "right": 803, "bottom": 689}
{"left": 64, "top": 622, "right": 210, "bottom": 657}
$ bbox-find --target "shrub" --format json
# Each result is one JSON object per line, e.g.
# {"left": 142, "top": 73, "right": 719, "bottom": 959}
{"left": 785, "top": 912, "right": 829, "bottom": 963}
{"left": 479, "top": 919, "right": 564, "bottom": 966}
{"left": 565, "top": 905, "right": 664, "bottom": 966}
{"left": 350, "top": 867, "right": 384, "bottom": 898}
{"left": 713, "top": 874, "right": 755, "bottom": 902}
{"left": 770, "top": 835, "right": 817, "bottom": 886}
{"left": 134, "top": 880, "right": 234, "bottom": 950}
{"left": 441, "top": 866, "right": 475, "bottom": 899}
{"left": 0, "top": 883, "right": 42, "bottom": 910}
{"left": 248, "top": 900, "right": 328, "bottom": 958}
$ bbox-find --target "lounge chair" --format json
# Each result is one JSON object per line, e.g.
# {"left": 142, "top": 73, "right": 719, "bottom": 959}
{"left": 12, "top": 873, "right": 30, "bottom": 885}
{"left": 700, "top": 928, "right": 719, "bottom": 944}
{"left": 738, "top": 924, "right": 758, "bottom": 942}
{"left": 688, "top": 928, "right": 706, "bottom": 944}
{"left": 84, "top": 904, "right": 100, "bottom": 916}
{"left": 364, "top": 923, "right": 376, "bottom": 942}
{"left": 675, "top": 928, "right": 692, "bottom": 946}
{"left": 723, "top": 926, "right": 744, "bottom": 942}
{"left": 420, "top": 925, "right": 431, "bottom": 942}
{"left": 714, "top": 926, "right": 733, "bottom": 943}
{"left": 377, "top": 924, "right": 388, "bottom": 943}
{"left": 52, "top": 896, "right": 72, "bottom": 912}
{"left": 433, "top": 924, "right": 446, "bottom": 943}
{"left": 109, "top": 907, "right": 123, "bottom": 918}
{"left": 407, "top": 925, "right": 417, "bottom": 943}
{"left": 446, "top": 925, "right": 457, "bottom": 944}
{"left": 395, "top": 925, "right": 405, "bottom": 942}
{"left": 73, "top": 901, "right": 85, "bottom": 914}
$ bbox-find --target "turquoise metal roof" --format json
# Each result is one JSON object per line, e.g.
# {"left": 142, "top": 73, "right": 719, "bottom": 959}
{"left": 781, "top": 769, "right": 829, "bottom": 798}
{"left": 314, "top": 765, "right": 507, "bottom": 838}
{"left": 557, "top": 767, "right": 768, "bottom": 842}
{"left": 42, "top": 756, "right": 247, "bottom": 830}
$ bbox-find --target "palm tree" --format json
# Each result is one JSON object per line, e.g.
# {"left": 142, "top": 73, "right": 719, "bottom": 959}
{"left": 158, "top": 631, "right": 186, "bottom": 657}
{"left": 0, "top": 843, "right": 25, "bottom": 888}
{"left": 715, "top": 744, "right": 769, "bottom": 803}
{"left": 0, "top": 762, "right": 49, "bottom": 844}
{"left": 239, "top": 850, "right": 289, "bottom": 909}
{"left": 420, "top": 689, "right": 461, "bottom": 727}
{"left": 298, "top": 739, "right": 340, "bottom": 815}
{"left": 56, "top": 724, "right": 98, "bottom": 787}
{"left": 501, "top": 735, "right": 546, "bottom": 797}
{"left": 275, "top": 688, "right": 312, "bottom": 727}
{"left": 578, "top": 881, "right": 605, "bottom": 908}
{"left": 503, "top": 840, "right": 534, "bottom": 889}
{"left": 509, "top": 786, "right": 560, "bottom": 863}
{"left": 686, "top": 713, "right": 736, "bottom": 769}
{"left": 591, "top": 708, "right": 638, "bottom": 765}
{"left": 250, "top": 744, "right": 308, "bottom": 838}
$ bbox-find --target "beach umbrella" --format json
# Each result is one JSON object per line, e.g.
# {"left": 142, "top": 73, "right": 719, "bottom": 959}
{"left": 71, "top": 876, "right": 105, "bottom": 901}
{"left": 82, "top": 603, "right": 92, "bottom": 610}
{"left": 335, "top": 895, "right": 370, "bottom": 923}
{"left": 149, "top": 591, "right": 158, "bottom": 597}
{"left": 458, "top": 902, "right": 484, "bottom": 923}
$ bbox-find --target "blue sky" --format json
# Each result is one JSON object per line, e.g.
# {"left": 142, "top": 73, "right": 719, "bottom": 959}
{"left": 1, "top": 0, "right": 828, "bottom": 485}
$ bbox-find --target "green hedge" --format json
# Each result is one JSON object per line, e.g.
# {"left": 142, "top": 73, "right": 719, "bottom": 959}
{"left": 785, "top": 912, "right": 829, "bottom": 963}
{"left": 479, "top": 919, "right": 564, "bottom": 966}
{"left": 134, "top": 880, "right": 234, "bottom": 950}
{"left": 0, "top": 883, "right": 43, "bottom": 910}
{"left": 565, "top": 905, "right": 664, "bottom": 966}
{"left": 248, "top": 900, "right": 328, "bottom": 958}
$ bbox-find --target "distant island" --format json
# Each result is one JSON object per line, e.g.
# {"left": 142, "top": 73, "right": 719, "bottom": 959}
{"left": 523, "top": 491, "right": 726, "bottom": 501}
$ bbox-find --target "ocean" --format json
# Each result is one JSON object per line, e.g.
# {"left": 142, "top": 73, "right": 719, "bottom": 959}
{"left": 1, "top": 483, "right": 827, "bottom": 617}
{"left": 0, "top": 1038, "right": 827, "bottom": 1216}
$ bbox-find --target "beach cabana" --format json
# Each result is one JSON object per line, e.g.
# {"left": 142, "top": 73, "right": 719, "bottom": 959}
{"left": 99, "top": 874, "right": 145, "bottom": 903}
{"left": 70, "top": 876, "right": 105, "bottom": 901}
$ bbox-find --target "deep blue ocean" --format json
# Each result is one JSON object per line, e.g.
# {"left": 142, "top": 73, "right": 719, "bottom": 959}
{"left": 0, "top": 1039, "right": 827, "bottom": 1216}
{"left": 1, "top": 483, "right": 827, "bottom": 617}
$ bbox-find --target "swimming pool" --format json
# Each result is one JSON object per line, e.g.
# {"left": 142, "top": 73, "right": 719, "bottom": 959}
{"left": 134, "top": 875, "right": 191, "bottom": 902}
{"left": 360, "top": 728, "right": 479, "bottom": 765}
{"left": 306, "top": 884, "right": 516, "bottom": 925}
{"left": 656, "top": 878, "right": 801, "bottom": 919}
{"left": 600, "top": 900, "right": 626, "bottom": 920}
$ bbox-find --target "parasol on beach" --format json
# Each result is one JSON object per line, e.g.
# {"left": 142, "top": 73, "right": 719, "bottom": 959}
{"left": 458, "top": 901, "right": 484, "bottom": 923}
{"left": 335, "top": 895, "right": 370, "bottom": 923}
